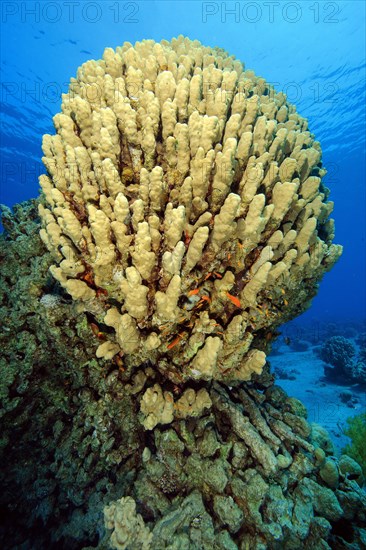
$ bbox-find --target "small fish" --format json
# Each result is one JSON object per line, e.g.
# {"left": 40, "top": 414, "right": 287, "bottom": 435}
{"left": 90, "top": 322, "right": 100, "bottom": 337}
{"left": 214, "top": 272, "right": 223, "bottom": 279}
{"left": 226, "top": 292, "right": 241, "bottom": 308}
{"left": 114, "top": 355, "right": 125, "bottom": 371}
{"left": 172, "top": 384, "right": 181, "bottom": 396}
{"left": 284, "top": 337, "right": 291, "bottom": 346}
{"left": 167, "top": 334, "right": 183, "bottom": 350}
{"left": 188, "top": 288, "right": 200, "bottom": 296}
{"left": 82, "top": 271, "right": 94, "bottom": 285}
{"left": 90, "top": 323, "right": 106, "bottom": 340}
{"left": 337, "top": 421, "right": 345, "bottom": 435}
{"left": 284, "top": 298, "right": 288, "bottom": 306}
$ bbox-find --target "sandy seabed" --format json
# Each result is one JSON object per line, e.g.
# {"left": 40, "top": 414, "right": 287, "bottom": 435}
{"left": 269, "top": 343, "right": 366, "bottom": 452}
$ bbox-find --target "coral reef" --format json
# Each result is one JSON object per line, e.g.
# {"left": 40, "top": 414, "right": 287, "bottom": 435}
{"left": 320, "top": 336, "right": 356, "bottom": 374}
{"left": 0, "top": 201, "right": 142, "bottom": 548}
{"left": 38, "top": 36, "right": 341, "bottom": 386}
{"left": 103, "top": 380, "right": 366, "bottom": 550}
{"left": 350, "top": 360, "right": 366, "bottom": 385}
{"left": 320, "top": 336, "right": 366, "bottom": 384}
{"left": 0, "top": 198, "right": 364, "bottom": 550}
{"left": 356, "top": 332, "right": 366, "bottom": 348}
{"left": 1, "top": 37, "right": 363, "bottom": 550}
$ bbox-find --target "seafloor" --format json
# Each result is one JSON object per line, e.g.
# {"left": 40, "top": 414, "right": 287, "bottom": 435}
{"left": 269, "top": 334, "right": 366, "bottom": 453}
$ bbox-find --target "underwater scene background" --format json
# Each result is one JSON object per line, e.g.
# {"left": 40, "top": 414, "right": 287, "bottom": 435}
{"left": 0, "top": 1, "right": 365, "bottom": 549}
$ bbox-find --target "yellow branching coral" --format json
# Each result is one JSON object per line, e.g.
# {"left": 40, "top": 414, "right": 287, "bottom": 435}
{"left": 38, "top": 36, "right": 342, "bottom": 383}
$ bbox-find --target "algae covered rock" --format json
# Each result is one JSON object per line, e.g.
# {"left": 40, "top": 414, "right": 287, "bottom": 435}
{"left": 339, "top": 454, "right": 364, "bottom": 486}
{"left": 319, "top": 458, "right": 339, "bottom": 489}
{"left": 311, "top": 422, "right": 335, "bottom": 455}
{"left": 213, "top": 495, "right": 244, "bottom": 534}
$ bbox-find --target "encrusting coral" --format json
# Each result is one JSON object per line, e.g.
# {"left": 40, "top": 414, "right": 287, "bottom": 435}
{"left": 38, "top": 35, "right": 342, "bottom": 385}
{"left": 2, "top": 37, "right": 364, "bottom": 550}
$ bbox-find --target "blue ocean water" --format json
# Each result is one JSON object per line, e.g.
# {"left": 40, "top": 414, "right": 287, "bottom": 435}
{"left": 1, "top": 0, "right": 365, "bottom": 327}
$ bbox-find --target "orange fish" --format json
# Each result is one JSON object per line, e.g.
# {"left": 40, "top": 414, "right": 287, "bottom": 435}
{"left": 167, "top": 334, "right": 183, "bottom": 350}
{"left": 115, "top": 355, "right": 125, "bottom": 371}
{"left": 82, "top": 271, "right": 94, "bottom": 285}
{"left": 226, "top": 292, "right": 241, "bottom": 308}
{"left": 188, "top": 288, "right": 200, "bottom": 296}
{"left": 200, "top": 295, "right": 211, "bottom": 303}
